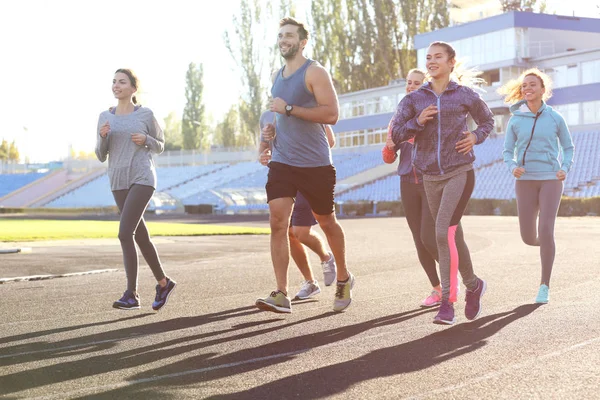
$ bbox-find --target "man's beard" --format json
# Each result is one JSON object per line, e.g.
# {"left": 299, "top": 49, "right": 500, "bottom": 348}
{"left": 280, "top": 43, "right": 300, "bottom": 59}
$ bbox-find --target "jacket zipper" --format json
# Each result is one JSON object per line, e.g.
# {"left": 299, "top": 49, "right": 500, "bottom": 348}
{"left": 436, "top": 94, "right": 444, "bottom": 174}
{"left": 522, "top": 110, "right": 543, "bottom": 166}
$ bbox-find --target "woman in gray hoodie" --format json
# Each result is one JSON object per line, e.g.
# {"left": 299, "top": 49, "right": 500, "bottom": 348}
{"left": 96, "top": 69, "right": 176, "bottom": 311}
{"left": 500, "top": 68, "right": 574, "bottom": 304}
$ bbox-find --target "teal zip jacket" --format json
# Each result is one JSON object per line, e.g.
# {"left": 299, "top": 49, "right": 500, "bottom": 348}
{"left": 503, "top": 100, "right": 574, "bottom": 180}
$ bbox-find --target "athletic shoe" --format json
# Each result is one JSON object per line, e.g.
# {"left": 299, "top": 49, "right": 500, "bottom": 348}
{"left": 421, "top": 290, "right": 442, "bottom": 308}
{"left": 535, "top": 284, "right": 549, "bottom": 304}
{"left": 152, "top": 277, "right": 177, "bottom": 311}
{"left": 256, "top": 290, "right": 292, "bottom": 313}
{"left": 113, "top": 290, "right": 140, "bottom": 310}
{"left": 433, "top": 300, "right": 455, "bottom": 325}
{"left": 294, "top": 280, "right": 321, "bottom": 300}
{"left": 333, "top": 273, "right": 355, "bottom": 312}
{"left": 321, "top": 252, "right": 337, "bottom": 286}
{"left": 465, "top": 278, "right": 486, "bottom": 320}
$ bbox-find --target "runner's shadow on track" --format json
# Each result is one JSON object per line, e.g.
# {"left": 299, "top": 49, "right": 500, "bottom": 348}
{"left": 0, "top": 306, "right": 335, "bottom": 396}
{"left": 206, "top": 303, "right": 543, "bottom": 400}
{"left": 0, "top": 305, "right": 265, "bottom": 368}
{"left": 80, "top": 307, "right": 438, "bottom": 399}
{"left": 89, "top": 304, "right": 541, "bottom": 399}
{"left": 0, "top": 313, "right": 154, "bottom": 345}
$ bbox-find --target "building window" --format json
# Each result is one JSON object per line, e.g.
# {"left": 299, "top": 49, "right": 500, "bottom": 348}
{"left": 582, "top": 60, "right": 600, "bottom": 85}
{"left": 566, "top": 65, "right": 579, "bottom": 87}
{"left": 582, "top": 101, "right": 600, "bottom": 125}
{"left": 555, "top": 103, "right": 580, "bottom": 126}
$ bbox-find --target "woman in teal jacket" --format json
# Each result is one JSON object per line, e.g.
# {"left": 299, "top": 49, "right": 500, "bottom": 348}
{"left": 500, "top": 68, "right": 574, "bottom": 304}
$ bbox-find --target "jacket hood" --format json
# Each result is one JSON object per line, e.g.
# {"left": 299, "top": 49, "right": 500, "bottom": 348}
{"left": 510, "top": 100, "right": 549, "bottom": 118}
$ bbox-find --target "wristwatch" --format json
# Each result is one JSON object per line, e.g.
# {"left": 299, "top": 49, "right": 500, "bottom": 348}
{"left": 285, "top": 104, "right": 293, "bottom": 117}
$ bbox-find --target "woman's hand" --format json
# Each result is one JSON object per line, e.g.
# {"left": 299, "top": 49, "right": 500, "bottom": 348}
{"left": 417, "top": 105, "right": 438, "bottom": 126}
{"left": 99, "top": 122, "right": 110, "bottom": 138}
{"left": 513, "top": 167, "right": 525, "bottom": 179}
{"left": 131, "top": 133, "right": 147, "bottom": 146}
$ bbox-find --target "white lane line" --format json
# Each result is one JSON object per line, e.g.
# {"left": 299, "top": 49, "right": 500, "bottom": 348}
{"left": 0, "top": 269, "right": 118, "bottom": 284}
{"left": 407, "top": 335, "right": 600, "bottom": 399}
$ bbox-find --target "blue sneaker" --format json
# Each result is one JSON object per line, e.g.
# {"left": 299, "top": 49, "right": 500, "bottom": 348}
{"left": 152, "top": 278, "right": 177, "bottom": 311}
{"left": 433, "top": 300, "right": 455, "bottom": 325}
{"left": 465, "top": 278, "right": 486, "bottom": 320}
{"left": 535, "top": 284, "right": 549, "bottom": 304}
{"left": 113, "top": 290, "right": 140, "bottom": 310}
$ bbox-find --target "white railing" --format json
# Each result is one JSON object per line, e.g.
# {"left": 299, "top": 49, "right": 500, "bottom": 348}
{"left": 522, "top": 41, "right": 555, "bottom": 59}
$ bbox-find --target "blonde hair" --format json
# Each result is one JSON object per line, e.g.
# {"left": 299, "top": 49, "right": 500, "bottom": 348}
{"left": 407, "top": 68, "right": 426, "bottom": 78}
{"left": 427, "top": 42, "right": 486, "bottom": 88}
{"left": 498, "top": 68, "right": 553, "bottom": 104}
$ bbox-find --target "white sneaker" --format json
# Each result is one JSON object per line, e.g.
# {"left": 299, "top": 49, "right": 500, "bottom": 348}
{"left": 321, "top": 252, "right": 337, "bottom": 286}
{"left": 294, "top": 280, "right": 321, "bottom": 300}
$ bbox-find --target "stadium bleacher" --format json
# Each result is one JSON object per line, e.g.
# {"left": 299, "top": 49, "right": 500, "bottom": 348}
{"left": 0, "top": 172, "right": 49, "bottom": 198}
{"left": 7, "top": 131, "right": 600, "bottom": 210}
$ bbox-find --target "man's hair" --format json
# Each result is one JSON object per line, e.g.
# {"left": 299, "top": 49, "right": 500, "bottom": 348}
{"left": 279, "top": 17, "right": 309, "bottom": 41}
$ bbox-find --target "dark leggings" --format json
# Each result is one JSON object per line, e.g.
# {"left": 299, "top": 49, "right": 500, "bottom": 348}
{"left": 400, "top": 181, "right": 439, "bottom": 287}
{"left": 112, "top": 184, "right": 166, "bottom": 293}
{"left": 515, "top": 179, "right": 563, "bottom": 286}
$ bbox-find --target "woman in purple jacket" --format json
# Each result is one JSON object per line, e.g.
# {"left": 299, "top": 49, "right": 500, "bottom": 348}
{"left": 389, "top": 42, "right": 495, "bottom": 325}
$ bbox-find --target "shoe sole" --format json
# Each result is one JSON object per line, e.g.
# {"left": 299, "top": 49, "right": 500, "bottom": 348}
{"left": 255, "top": 300, "right": 291, "bottom": 313}
{"left": 294, "top": 287, "right": 321, "bottom": 300}
{"left": 535, "top": 299, "right": 548, "bottom": 304}
{"left": 465, "top": 280, "right": 487, "bottom": 321}
{"left": 420, "top": 301, "right": 441, "bottom": 308}
{"left": 152, "top": 282, "right": 177, "bottom": 311}
{"left": 113, "top": 304, "right": 141, "bottom": 310}
{"left": 433, "top": 317, "right": 456, "bottom": 325}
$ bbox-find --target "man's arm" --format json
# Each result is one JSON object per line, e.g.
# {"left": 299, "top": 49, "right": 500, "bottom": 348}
{"left": 325, "top": 125, "right": 336, "bottom": 148}
{"left": 271, "top": 64, "right": 338, "bottom": 125}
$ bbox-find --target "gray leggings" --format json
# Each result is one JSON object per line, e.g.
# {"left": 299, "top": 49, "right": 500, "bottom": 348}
{"left": 112, "top": 184, "right": 166, "bottom": 293}
{"left": 424, "top": 170, "right": 478, "bottom": 302}
{"left": 515, "top": 179, "right": 563, "bottom": 286}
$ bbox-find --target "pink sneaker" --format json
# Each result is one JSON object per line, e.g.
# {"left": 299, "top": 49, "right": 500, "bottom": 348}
{"left": 421, "top": 290, "right": 442, "bottom": 308}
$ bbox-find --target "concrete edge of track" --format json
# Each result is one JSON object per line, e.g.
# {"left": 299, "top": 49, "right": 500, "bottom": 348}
{"left": 0, "top": 268, "right": 118, "bottom": 284}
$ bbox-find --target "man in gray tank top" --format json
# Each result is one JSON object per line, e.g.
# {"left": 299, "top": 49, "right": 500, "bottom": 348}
{"left": 255, "top": 17, "right": 355, "bottom": 314}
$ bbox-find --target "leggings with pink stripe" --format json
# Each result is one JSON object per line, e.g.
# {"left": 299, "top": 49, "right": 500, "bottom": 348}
{"left": 424, "top": 169, "right": 478, "bottom": 302}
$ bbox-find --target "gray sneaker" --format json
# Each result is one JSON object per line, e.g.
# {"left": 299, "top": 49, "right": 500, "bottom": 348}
{"left": 256, "top": 291, "right": 292, "bottom": 313}
{"left": 294, "top": 280, "right": 321, "bottom": 300}
{"left": 333, "top": 273, "right": 355, "bottom": 312}
{"left": 321, "top": 252, "right": 337, "bottom": 286}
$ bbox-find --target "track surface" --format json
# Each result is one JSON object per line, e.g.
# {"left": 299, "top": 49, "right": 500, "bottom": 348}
{"left": 1, "top": 216, "right": 599, "bottom": 399}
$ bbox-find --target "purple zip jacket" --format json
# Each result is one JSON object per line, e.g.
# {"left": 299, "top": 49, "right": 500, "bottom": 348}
{"left": 389, "top": 81, "right": 494, "bottom": 176}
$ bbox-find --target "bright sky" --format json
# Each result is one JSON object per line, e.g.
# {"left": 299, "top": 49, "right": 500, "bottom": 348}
{"left": 0, "top": 0, "right": 595, "bottom": 163}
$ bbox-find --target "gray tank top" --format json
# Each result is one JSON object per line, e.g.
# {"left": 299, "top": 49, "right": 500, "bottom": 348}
{"left": 270, "top": 59, "right": 332, "bottom": 167}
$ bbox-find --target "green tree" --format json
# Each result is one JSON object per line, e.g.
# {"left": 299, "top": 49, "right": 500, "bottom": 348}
{"left": 224, "top": 0, "right": 268, "bottom": 147}
{"left": 0, "top": 139, "right": 8, "bottom": 162}
{"left": 309, "top": 0, "right": 450, "bottom": 94}
{"left": 163, "top": 111, "right": 183, "bottom": 151}
{"left": 181, "top": 62, "right": 207, "bottom": 150}
{"left": 214, "top": 105, "right": 240, "bottom": 148}
{"left": 500, "top": 0, "right": 546, "bottom": 12}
